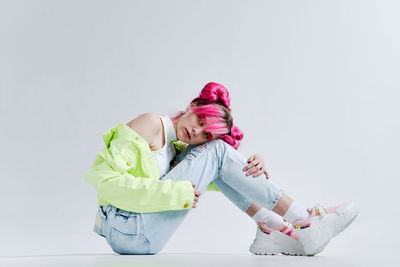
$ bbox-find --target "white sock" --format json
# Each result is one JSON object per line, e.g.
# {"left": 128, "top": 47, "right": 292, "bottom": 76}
{"left": 283, "top": 201, "right": 310, "bottom": 223}
{"left": 252, "top": 208, "right": 284, "bottom": 228}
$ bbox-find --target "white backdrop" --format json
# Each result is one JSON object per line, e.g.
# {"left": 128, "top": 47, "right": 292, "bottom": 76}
{"left": 1, "top": 0, "right": 399, "bottom": 260}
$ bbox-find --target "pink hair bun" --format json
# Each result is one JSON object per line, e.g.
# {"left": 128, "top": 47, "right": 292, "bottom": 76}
{"left": 196, "top": 82, "right": 231, "bottom": 111}
{"left": 221, "top": 125, "right": 243, "bottom": 150}
{"left": 191, "top": 82, "right": 244, "bottom": 149}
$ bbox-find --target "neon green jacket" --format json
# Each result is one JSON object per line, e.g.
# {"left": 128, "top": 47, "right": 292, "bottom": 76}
{"left": 84, "top": 122, "right": 219, "bottom": 213}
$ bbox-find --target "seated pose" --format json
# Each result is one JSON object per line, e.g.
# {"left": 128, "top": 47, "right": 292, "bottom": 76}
{"left": 84, "top": 82, "right": 359, "bottom": 256}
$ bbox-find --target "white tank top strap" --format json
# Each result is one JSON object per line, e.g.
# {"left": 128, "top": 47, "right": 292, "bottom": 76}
{"left": 159, "top": 116, "right": 169, "bottom": 151}
{"left": 151, "top": 114, "right": 178, "bottom": 178}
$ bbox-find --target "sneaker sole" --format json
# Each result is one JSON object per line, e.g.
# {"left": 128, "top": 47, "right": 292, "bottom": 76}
{"left": 249, "top": 228, "right": 304, "bottom": 256}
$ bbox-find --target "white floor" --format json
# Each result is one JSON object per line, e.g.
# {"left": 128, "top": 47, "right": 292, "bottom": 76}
{"left": 0, "top": 252, "right": 397, "bottom": 267}
{"left": 1, "top": 216, "right": 398, "bottom": 267}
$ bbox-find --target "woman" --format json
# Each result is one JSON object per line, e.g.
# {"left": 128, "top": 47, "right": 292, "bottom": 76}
{"left": 84, "top": 82, "right": 359, "bottom": 255}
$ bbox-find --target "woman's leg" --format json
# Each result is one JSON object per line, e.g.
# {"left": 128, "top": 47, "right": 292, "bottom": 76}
{"left": 148, "top": 139, "right": 357, "bottom": 256}
{"left": 176, "top": 144, "right": 296, "bottom": 217}
{"left": 163, "top": 139, "right": 287, "bottom": 211}
{"left": 134, "top": 139, "right": 292, "bottom": 253}
{"left": 104, "top": 139, "right": 304, "bottom": 254}
{"left": 178, "top": 144, "right": 288, "bottom": 223}
{"left": 211, "top": 171, "right": 289, "bottom": 228}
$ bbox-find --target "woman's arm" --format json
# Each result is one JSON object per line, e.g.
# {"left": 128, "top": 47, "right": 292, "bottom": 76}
{"left": 84, "top": 117, "right": 196, "bottom": 212}
{"left": 84, "top": 154, "right": 195, "bottom": 212}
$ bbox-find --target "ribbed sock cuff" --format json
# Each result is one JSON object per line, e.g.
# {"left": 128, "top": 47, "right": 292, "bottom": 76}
{"left": 252, "top": 207, "right": 284, "bottom": 228}
{"left": 282, "top": 201, "right": 309, "bottom": 223}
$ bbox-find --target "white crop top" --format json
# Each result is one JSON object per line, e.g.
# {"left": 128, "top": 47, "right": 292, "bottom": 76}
{"left": 151, "top": 114, "right": 178, "bottom": 178}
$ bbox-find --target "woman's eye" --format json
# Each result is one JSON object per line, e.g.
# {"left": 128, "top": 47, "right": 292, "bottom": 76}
{"left": 203, "top": 132, "right": 212, "bottom": 140}
{"left": 198, "top": 115, "right": 204, "bottom": 126}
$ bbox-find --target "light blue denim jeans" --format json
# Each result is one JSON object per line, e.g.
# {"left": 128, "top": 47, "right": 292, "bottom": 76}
{"left": 93, "top": 139, "right": 284, "bottom": 254}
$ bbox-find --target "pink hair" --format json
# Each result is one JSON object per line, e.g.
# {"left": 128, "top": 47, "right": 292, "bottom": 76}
{"left": 191, "top": 104, "right": 230, "bottom": 135}
{"left": 190, "top": 82, "right": 244, "bottom": 149}
{"left": 221, "top": 126, "right": 244, "bottom": 150}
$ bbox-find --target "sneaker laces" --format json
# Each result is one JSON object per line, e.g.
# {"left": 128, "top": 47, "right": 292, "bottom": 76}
{"left": 280, "top": 221, "right": 294, "bottom": 233}
{"left": 283, "top": 221, "right": 294, "bottom": 229}
{"left": 313, "top": 204, "right": 326, "bottom": 216}
{"left": 292, "top": 204, "right": 327, "bottom": 230}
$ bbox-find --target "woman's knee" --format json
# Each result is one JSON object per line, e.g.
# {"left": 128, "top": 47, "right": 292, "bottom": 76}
{"left": 207, "top": 138, "right": 227, "bottom": 147}
{"left": 205, "top": 138, "right": 230, "bottom": 155}
{"left": 183, "top": 139, "right": 228, "bottom": 160}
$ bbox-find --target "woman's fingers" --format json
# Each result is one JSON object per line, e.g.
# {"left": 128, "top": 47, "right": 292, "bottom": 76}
{"left": 243, "top": 156, "right": 258, "bottom": 171}
{"left": 251, "top": 167, "right": 270, "bottom": 179}
{"left": 264, "top": 169, "right": 270, "bottom": 179}
{"left": 246, "top": 163, "right": 270, "bottom": 179}
{"left": 243, "top": 154, "right": 270, "bottom": 180}
{"left": 252, "top": 169, "right": 264, "bottom": 178}
{"left": 190, "top": 181, "right": 200, "bottom": 208}
{"left": 246, "top": 161, "right": 262, "bottom": 176}
{"left": 243, "top": 159, "right": 260, "bottom": 172}
{"left": 192, "top": 188, "right": 201, "bottom": 208}
{"left": 247, "top": 154, "right": 255, "bottom": 163}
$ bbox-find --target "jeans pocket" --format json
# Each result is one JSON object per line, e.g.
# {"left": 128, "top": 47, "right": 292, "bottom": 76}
{"left": 110, "top": 227, "right": 150, "bottom": 255}
{"left": 107, "top": 211, "right": 150, "bottom": 254}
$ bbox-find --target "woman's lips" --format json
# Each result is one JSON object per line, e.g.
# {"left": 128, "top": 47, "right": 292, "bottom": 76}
{"left": 185, "top": 129, "right": 191, "bottom": 139}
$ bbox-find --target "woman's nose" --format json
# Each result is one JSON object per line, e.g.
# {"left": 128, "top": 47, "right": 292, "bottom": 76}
{"left": 192, "top": 127, "right": 200, "bottom": 136}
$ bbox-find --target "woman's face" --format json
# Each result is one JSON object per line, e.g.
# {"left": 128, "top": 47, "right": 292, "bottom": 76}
{"left": 173, "top": 107, "right": 225, "bottom": 145}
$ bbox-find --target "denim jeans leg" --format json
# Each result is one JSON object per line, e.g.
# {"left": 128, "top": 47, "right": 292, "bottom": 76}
{"left": 165, "top": 139, "right": 284, "bottom": 212}
{"left": 178, "top": 144, "right": 254, "bottom": 212}
{"left": 160, "top": 142, "right": 222, "bottom": 194}
{"left": 208, "top": 139, "right": 284, "bottom": 210}
{"left": 176, "top": 145, "right": 253, "bottom": 215}
{"left": 212, "top": 176, "right": 253, "bottom": 212}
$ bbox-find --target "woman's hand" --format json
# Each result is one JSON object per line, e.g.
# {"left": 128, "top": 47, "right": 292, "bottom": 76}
{"left": 243, "top": 153, "right": 270, "bottom": 179}
{"left": 191, "top": 182, "right": 201, "bottom": 208}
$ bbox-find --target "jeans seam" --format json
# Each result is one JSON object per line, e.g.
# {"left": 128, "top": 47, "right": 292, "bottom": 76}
{"left": 270, "top": 190, "right": 284, "bottom": 210}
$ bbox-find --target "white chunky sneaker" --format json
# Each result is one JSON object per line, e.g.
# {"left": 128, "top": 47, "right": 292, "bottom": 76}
{"left": 293, "top": 202, "right": 360, "bottom": 256}
{"left": 249, "top": 221, "right": 304, "bottom": 255}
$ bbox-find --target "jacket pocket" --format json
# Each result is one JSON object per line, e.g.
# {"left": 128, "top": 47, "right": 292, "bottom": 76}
{"left": 100, "top": 138, "right": 139, "bottom": 173}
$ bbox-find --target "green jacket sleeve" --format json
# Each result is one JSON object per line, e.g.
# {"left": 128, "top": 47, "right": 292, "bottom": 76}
{"left": 84, "top": 124, "right": 195, "bottom": 213}
{"left": 84, "top": 156, "right": 194, "bottom": 213}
